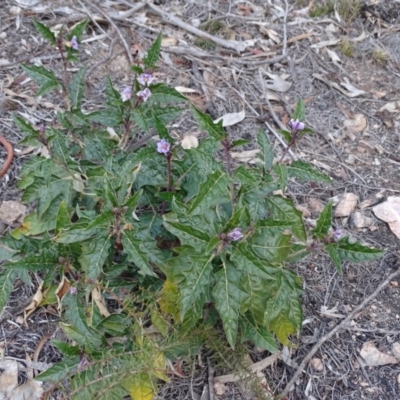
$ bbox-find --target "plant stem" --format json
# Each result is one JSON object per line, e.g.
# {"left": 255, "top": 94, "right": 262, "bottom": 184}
{"left": 166, "top": 153, "right": 172, "bottom": 192}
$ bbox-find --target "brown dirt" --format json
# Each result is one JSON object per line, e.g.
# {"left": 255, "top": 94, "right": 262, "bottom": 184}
{"left": 1, "top": 0, "right": 400, "bottom": 399}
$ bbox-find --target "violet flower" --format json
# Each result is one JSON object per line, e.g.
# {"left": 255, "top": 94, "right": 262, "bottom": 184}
{"left": 137, "top": 87, "right": 152, "bottom": 102}
{"left": 71, "top": 36, "right": 78, "bottom": 50}
{"left": 289, "top": 119, "right": 305, "bottom": 132}
{"left": 157, "top": 139, "right": 170, "bottom": 154}
{"left": 228, "top": 228, "right": 243, "bottom": 241}
{"left": 137, "top": 73, "right": 154, "bottom": 86}
{"left": 121, "top": 87, "right": 132, "bottom": 102}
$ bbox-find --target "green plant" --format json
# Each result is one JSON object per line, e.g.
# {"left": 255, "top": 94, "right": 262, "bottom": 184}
{"left": 339, "top": 37, "right": 355, "bottom": 57}
{"left": 372, "top": 47, "right": 388, "bottom": 63}
{"left": 0, "top": 21, "right": 384, "bottom": 399}
{"left": 309, "top": 0, "right": 360, "bottom": 22}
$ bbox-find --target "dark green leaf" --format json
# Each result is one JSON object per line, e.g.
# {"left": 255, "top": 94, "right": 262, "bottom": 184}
{"left": 231, "top": 139, "right": 250, "bottom": 148}
{"left": 180, "top": 254, "right": 214, "bottom": 320}
{"left": 69, "top": 19, "right": 88, "bottom": 40}
{"left": 273, "top": 163, "right": 288, "bottom": 191}
{"left": 213, "top": 259, "right": 245, "bottom": 348}
{"left": 240, "top": 313, "right": 278, "bottom": 352}
{"left": 265, "top": 196, "right": 306, "bottom": 241}
{"left": 325, "top": 243, "right": 341, "bottom": 270}
{"left": 131, "top": 65, "right": 144, "bottom": 74}
{"left": 249, "top": 220, "right": 292, "bottom": 262}
{"left": 231, "top": 243, "right": 275, "bottom": 280}
{"left": 122, "top": 231, "right": 156, "bottom": 276}
{"left": 292, "top": 98, "right": 305, "bottom": 121}
{"left": 56, "top": 200, "right": 70, "bottom": 234}
{"left": 87, "top": 110, "right": 122, "bottom": 127}
{"left": 191, "top": 106, "right": 226, "bottom": 140}
{"left": 325, "top": 237, "right": 384, "bottom": 272}
{"left": 152, "top": 110, "right": 172, "bottom": 142}
{"left": 288, "top": 160, "right": 331, "bottom": 183}
{"left": 149, "top": 83, "right": 188, "bottom": 104}
{"left": 68, "top": 65, "right": 88, "bottom": 109}
{"left": 36, "top": 357, "right": 79, "bottom": 383}
{"left": 265, "top": 270, "right": 303, "bottom": 346}
{"left": 14, "top": 116, "right": 41, "bottom": 146}
{"left": 5, "top": 249, "right": 58, "bottom": 271}
{"left": 21, "top": 64, "right": 60, "bottom": 96}
{"left": 257, "top": 129, "right": 274, "bottom": 170}
{"left": 143, "top": 32, "right": 162, "bottom": 68}
{"left": 79, "top": 235, "right": 112, "bottom": 281}
{"left": 188, "top": 171, "right": 230, "bottom": 215}
{"left": 0, "top": 270, "right": 18, "bottom": 312}
{"left": 52, "top": 340, "right": 80, "bottom": 357}
{"left": 312, "top": 201, "right": 332, "bottom": 239}
{"left": 32, "top": 20, "right": 56, "bottom": 44}
{"left": 277, "top": 129, "right": 292, "bottom": 143}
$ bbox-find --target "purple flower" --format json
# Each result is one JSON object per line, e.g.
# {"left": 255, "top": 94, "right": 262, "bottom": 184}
{"left": 289, "top": 119, "right": 305, "bottom": 131}
{"left": 39, "top": 124, "right": 45, "bottom": 134}
{"left": 137, "top": 88, "right": 151, "bottom": 102}
{"left": 121, "top": 87, "right": 132, "bottom": 102}
{"left": 333, "top": 229, "right": 343, "bottom": 241}
{"left": 157, "top": 139, "right": 170, "bottom": 154}
{"left": 137, "top": 73, "right": 154, "bottom": 86}
{"left": 228, "top": 228, "right": 243, "bottom": 242}
{"left": 71, "top": 36, "right": 79, "bottom": 50}
{"left": 69, "top": 287, "right": 77, "bottom": 295}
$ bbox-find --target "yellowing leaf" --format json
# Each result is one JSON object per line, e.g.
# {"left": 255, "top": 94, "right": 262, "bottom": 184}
{"left": 152, "top": 352, "right": 168, "bottom": 382}
{"left": 159, "top": 280, "right": 180, "bottom": 322}
{"left": 269, "top": 312, "right": 297, "bottom": 346}
{"left": 91, "top": 286, "right": 111, "bottom": 317}
{"left": 55, "top": 276, "right": 70, "bottom": 312}
{"left": 24, "top": 282, "right": 44, "bottom": 325}
{"left": 123, "top": 373, "right": 155, "bottom": 400}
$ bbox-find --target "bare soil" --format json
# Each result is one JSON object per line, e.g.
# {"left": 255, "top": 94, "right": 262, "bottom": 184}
{"left": 1, "top": 0, "right": 400, "bottom": 399}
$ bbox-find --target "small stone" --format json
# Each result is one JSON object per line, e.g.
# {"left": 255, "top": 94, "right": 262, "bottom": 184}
{"left": 334, "top": 193, "right": 359, "bottom": 217}
{"left": 0, "top": 32, "right": 7, "bottom": 40}
{"left": 350, "top": 211, "right": 373, "bottom": 229}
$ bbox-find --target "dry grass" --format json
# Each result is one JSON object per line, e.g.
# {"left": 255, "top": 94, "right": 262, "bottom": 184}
{"left": 310, "top": 0, "right": 361, "bottom": 22}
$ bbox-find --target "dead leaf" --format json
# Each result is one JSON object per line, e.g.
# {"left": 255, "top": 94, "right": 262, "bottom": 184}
{"left": 373, "top": 197, "right": 400, "bottom": 239}
{"left": 181, "top": 135, "right": 199, "bottom": 150}
{"left": 231, "top": 149, "right": 261, "bottom": 164}
{"left": 360, "top": 341, "right": 398, "bottom": 366}
{"left": 92, "top": 287, "right": 111, "bottom": 317}
{"left": 24, "top": 282, "right": 44, "bottom": 324}
{"left": 55, "top": 276, "right": 70, "bottom": 312}
{"left": 343, "top": 114, "right": 367, "bottom": 133}
{"left": 161, "top": 37, "right": 178, "bottom": 47}
{"left": 0, "top": 360, "right": 43, "bottom": 400}
{"left": 379, "top": 100, "right": 400, "bottom": 113}
{"left": 334, "top": 193, "right": 358, "bottom": 217}
{"left": 326, "top": 49, "right": 341, "bottom": 63}
{"left": 174, "top": 86, "right": 198, "bottom": 94}
{"left": 313, "top": 73, "right": 366, "bottom": 98}
{"left": 310, "top": 38, "right": 341, "bottom": 48}
{"left": 214, "top": 110, "right": 245, "bottom": 127}
{"left": 262, "top": 73, "right": 292, "bottom": 92}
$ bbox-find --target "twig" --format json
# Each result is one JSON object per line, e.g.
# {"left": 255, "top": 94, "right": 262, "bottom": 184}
{"left": 207, "top": 357, "right": 215, "bottom": 400}
{"left": 214, "top": 352, "right": 280, "bottom": 384}
{"left": 277, "top": 267, "right": 400, "bottom": 399}
{"left": 86, "top": 38, "right": 117, "bottom": 77}
{"left": 146, "top": 3, "right": 247, "bottom": 53}
{"left": 83, "top": 0, "right": 133, "bottom": 65}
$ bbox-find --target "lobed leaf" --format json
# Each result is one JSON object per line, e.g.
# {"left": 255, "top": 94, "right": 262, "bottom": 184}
{"left": 257, "top": 129, "right": 274, "bottom": 170}
{"left": 21, "top": 64, "right": 60, "bottom": 96}
{"left": 143, "top": 32, "right": 162, "bottom": 69}
{"left": 32, "top": 20, "right": 56, "bottom": 44}
{"left": 312, "top": 201, "right": 333, "bottom": 239}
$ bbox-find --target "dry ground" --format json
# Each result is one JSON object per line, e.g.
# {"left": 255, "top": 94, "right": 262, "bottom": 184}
{"left": 1, "top": 0, "right": 400, "bottom": 399}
